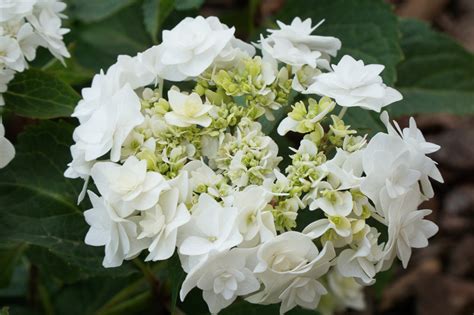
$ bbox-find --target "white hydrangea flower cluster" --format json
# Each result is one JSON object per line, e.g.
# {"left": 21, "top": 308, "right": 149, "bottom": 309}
{"left": 65, "top": 16, "right": 442, "bottom": 315}
{"left": 0, "top": 0, "right": 70, "bottom": 168}
{"left": 0, "top": 0, "right": 70, "bottom": 105}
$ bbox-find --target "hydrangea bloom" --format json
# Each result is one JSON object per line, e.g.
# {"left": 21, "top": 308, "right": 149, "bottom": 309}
{"left": 157, "top": 16, "right": 235, "bottom": 81}
{"left": 65, "top": 16, "right": 442, "bottom": 314}
{"left": 0, "top": 0, "right": 69, "bottom": 169}
{"left": 180, "top": 248, "right": 260, "bottom": 314}
{"left": 0, "top": 0, "right": 69, "bottom": 103}
{"left": 305, "top": 55, "right": 403, "bottom": 112}
{"left": 259, "top": 17, "right": 341, "bottom": 69}
{"left": 0, "top": 119, "right": 15, "bottom": 168}
{"left": 164, "top": 89, "right": 213, "bottom": 127}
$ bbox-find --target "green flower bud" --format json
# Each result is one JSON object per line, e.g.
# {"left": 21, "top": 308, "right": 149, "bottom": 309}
{"left": 288, "top": 101, "right": 307, "bottom": 121}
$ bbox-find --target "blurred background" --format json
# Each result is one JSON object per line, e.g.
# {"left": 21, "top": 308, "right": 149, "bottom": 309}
{"left": 365, "top": 1, "right": 474, "bottom": 314}
{"left": 1, "top": 0, "right": 473, "bottom": 314}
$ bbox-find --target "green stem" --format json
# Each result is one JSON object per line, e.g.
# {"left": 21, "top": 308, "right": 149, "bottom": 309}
{"left": 96, "top": 291, "right": 151, "bottom": 315}
{"left": 158, "top": 78, "right": 164, "bottom": 99}
{"left": 248, "top": 0, "right": 261, "bottom": 36}
{"left": 133, "top": 259, "right": 168, "bottom": 314}
{"left": 38, "top": 283, "right": 54, "bottom": 315}
{"left": 338, "top": 106, "right": 348, "bottom": 119}
{"left": 94, "top": 278, "right": 147, "bottom": 314}
{"left": 41, "top": 58, "right": 58, "bottom": 70}
{"left": 371, "top": 212, "right": 387, "bottom": 225}
{"left": 132, "top": 259, "right": 156, "bottom": 285}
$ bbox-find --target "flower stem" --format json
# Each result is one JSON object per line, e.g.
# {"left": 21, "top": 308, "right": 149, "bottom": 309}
{"left": 133, "top": 259, "right": 168, "bottom": 314}
{"left": 94, "top": 278, "right": 147, "bottom": 314}
{"left": 158, "top": 78, "right": 164, "bottom": 99}
{"left": 96, "top": 291, "right": 151, "bottom": 315}
{"left": 338, "top": 107, "right": 348, "bottom": 119}
{"left": 371, "top": 212, "right": 387, "bottom": 225}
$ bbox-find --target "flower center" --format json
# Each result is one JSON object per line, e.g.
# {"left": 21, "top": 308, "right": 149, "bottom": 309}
{"left": 183, "top": 99, "right": 202, "bottom": 117}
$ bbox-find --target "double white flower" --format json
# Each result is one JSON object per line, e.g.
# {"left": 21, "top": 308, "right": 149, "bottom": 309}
{"left": 361, "top": 112, "right": 443, "bottom": 211}
{"left": 336, "top": 226, "right": 384, "bottom": 284}
{"left": 306, "top": 55, "right": 403, "bottom": 112}
{"left": 382, "top": 189, "right": 438, "bottom": 268}
{"left": 259, "top": 17, "right": 341, "bottom": 69}
{"left": 138, "top": 188, "right": 190, "bottom": 261}
{"left": 91, "top": 156, "right": 169, "bottom": 216}
{"left": 84, "top": 191, "right": 146, "bottom": 268}
{"left": 178, "top": 193, "right": 242, "bottom": 270}
{"left": 180, "top": 248, "right": 260, "bottom": 314}
{"left": 234, "top": 186, "right": 276, "bottom": 245}
{"left": 248, "top": 232, "right": 335, "bottom": 314}
{"left": 157, "top": 16, "right": 235, "bottom": 81}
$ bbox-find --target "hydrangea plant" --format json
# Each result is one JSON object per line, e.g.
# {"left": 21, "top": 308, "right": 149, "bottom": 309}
{"left": 64, "top": 15, "right": 442, "bottom": 315}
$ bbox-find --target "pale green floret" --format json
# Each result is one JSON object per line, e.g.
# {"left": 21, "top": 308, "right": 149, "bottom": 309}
{"left": 322, "top": 189, "right": 344, "bottom": 206}
{"left": 321, "top": 229, "right": 342, "bottom": 244}
{"left": 272, "top": 199, "right": 298, "bottom": 232}
{"left": 351, "top": 189, "right": 365, "bottom": 199}
{"left": 136, "top": 148, "right": 158, "bottom": 171}
{"left": 304, "top": 125, "right": 325, "bottom": 146}
{"left": 294, "top": 65, "right": 321, "bottom": 90}
{"left": 329, "top": 215, "right": 351, "bottom": 231}
{"left": 122, "top": 131, "right": 144, "bottom": 157}
{"left": 154, "top": 99, "right": 170, "bottom": 115}
{"left": 286, "top": 97, "right": 335, "bottom": 134}
{"left": 343, "top": 135, "right": 367, "bottom": 152}
{"left": 329, "top": 115, "right": 357, "bottom": 146}
{"left": 351, "top": 219, "right": 366, "bottom": 235}
{"left": 308, "top": 97, "right": 333, "bottom": 117}
{"left": 360, "top": 205, "right": 372, "bottom": 219}
{"left": 210, "top": 56, "right": 292, "bottom": 119}
{"left": 288, "top": 101, "right": 307, "bottom": 121}
{"left": 153, "top": 145, "right": 190, "bottom": 178}
{"left": 351, "top": 224, "right": 369, "bottom": 243}
{"left": 215, "top": 118, "right": 282, "bottom": 187}
{"left": 285, "top": 147, "right": 326, "bottom": 198}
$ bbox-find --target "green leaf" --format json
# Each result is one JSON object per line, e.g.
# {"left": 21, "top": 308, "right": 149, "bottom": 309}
{"left": 0, "top": 243, "right": 27, "bottom": 288}
{"left": 220, "top": 300, "right": 319, "bottom": 315}
{"left": 344, "top": 107, "right": 385, "bottom": 136}
{"left": 166, "top": 254, "right": 185, "bottom": 314}
{"left": 76, "top": 4, "right": 152, "bottom": 71}
{"left": 174, "top": 0, "right": 204, "bottom": 10}
{"left": 0, "top": 307, "right": 9, "bottom": 315}
{"left": 276, "top": 0, "right": 403, "bottom": 85}
{"left": 4, "top": 69, "right": 80, "bottom": 119}
{"left": 69, "top": 0, "right": 138, "bottom": 23}
{"left": 392, "top": 19, "right": 474, "bottom": 116}
{"left": 53, "top": 276, "right": 150, "bottom": 315}
{"left": 0, "top": 121, "right": 136, "bottom": 282}
{"left": 142, "top": 0, "right": 175, "bottom": 42}
{"left": 0, "top": 260, "right": 28, "bottom": 299}
{"left": 373, "top": 269, "right": 393, "bottom": 300}
{"left": 43, "top": 45, "right": 95, "bottom": 86}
